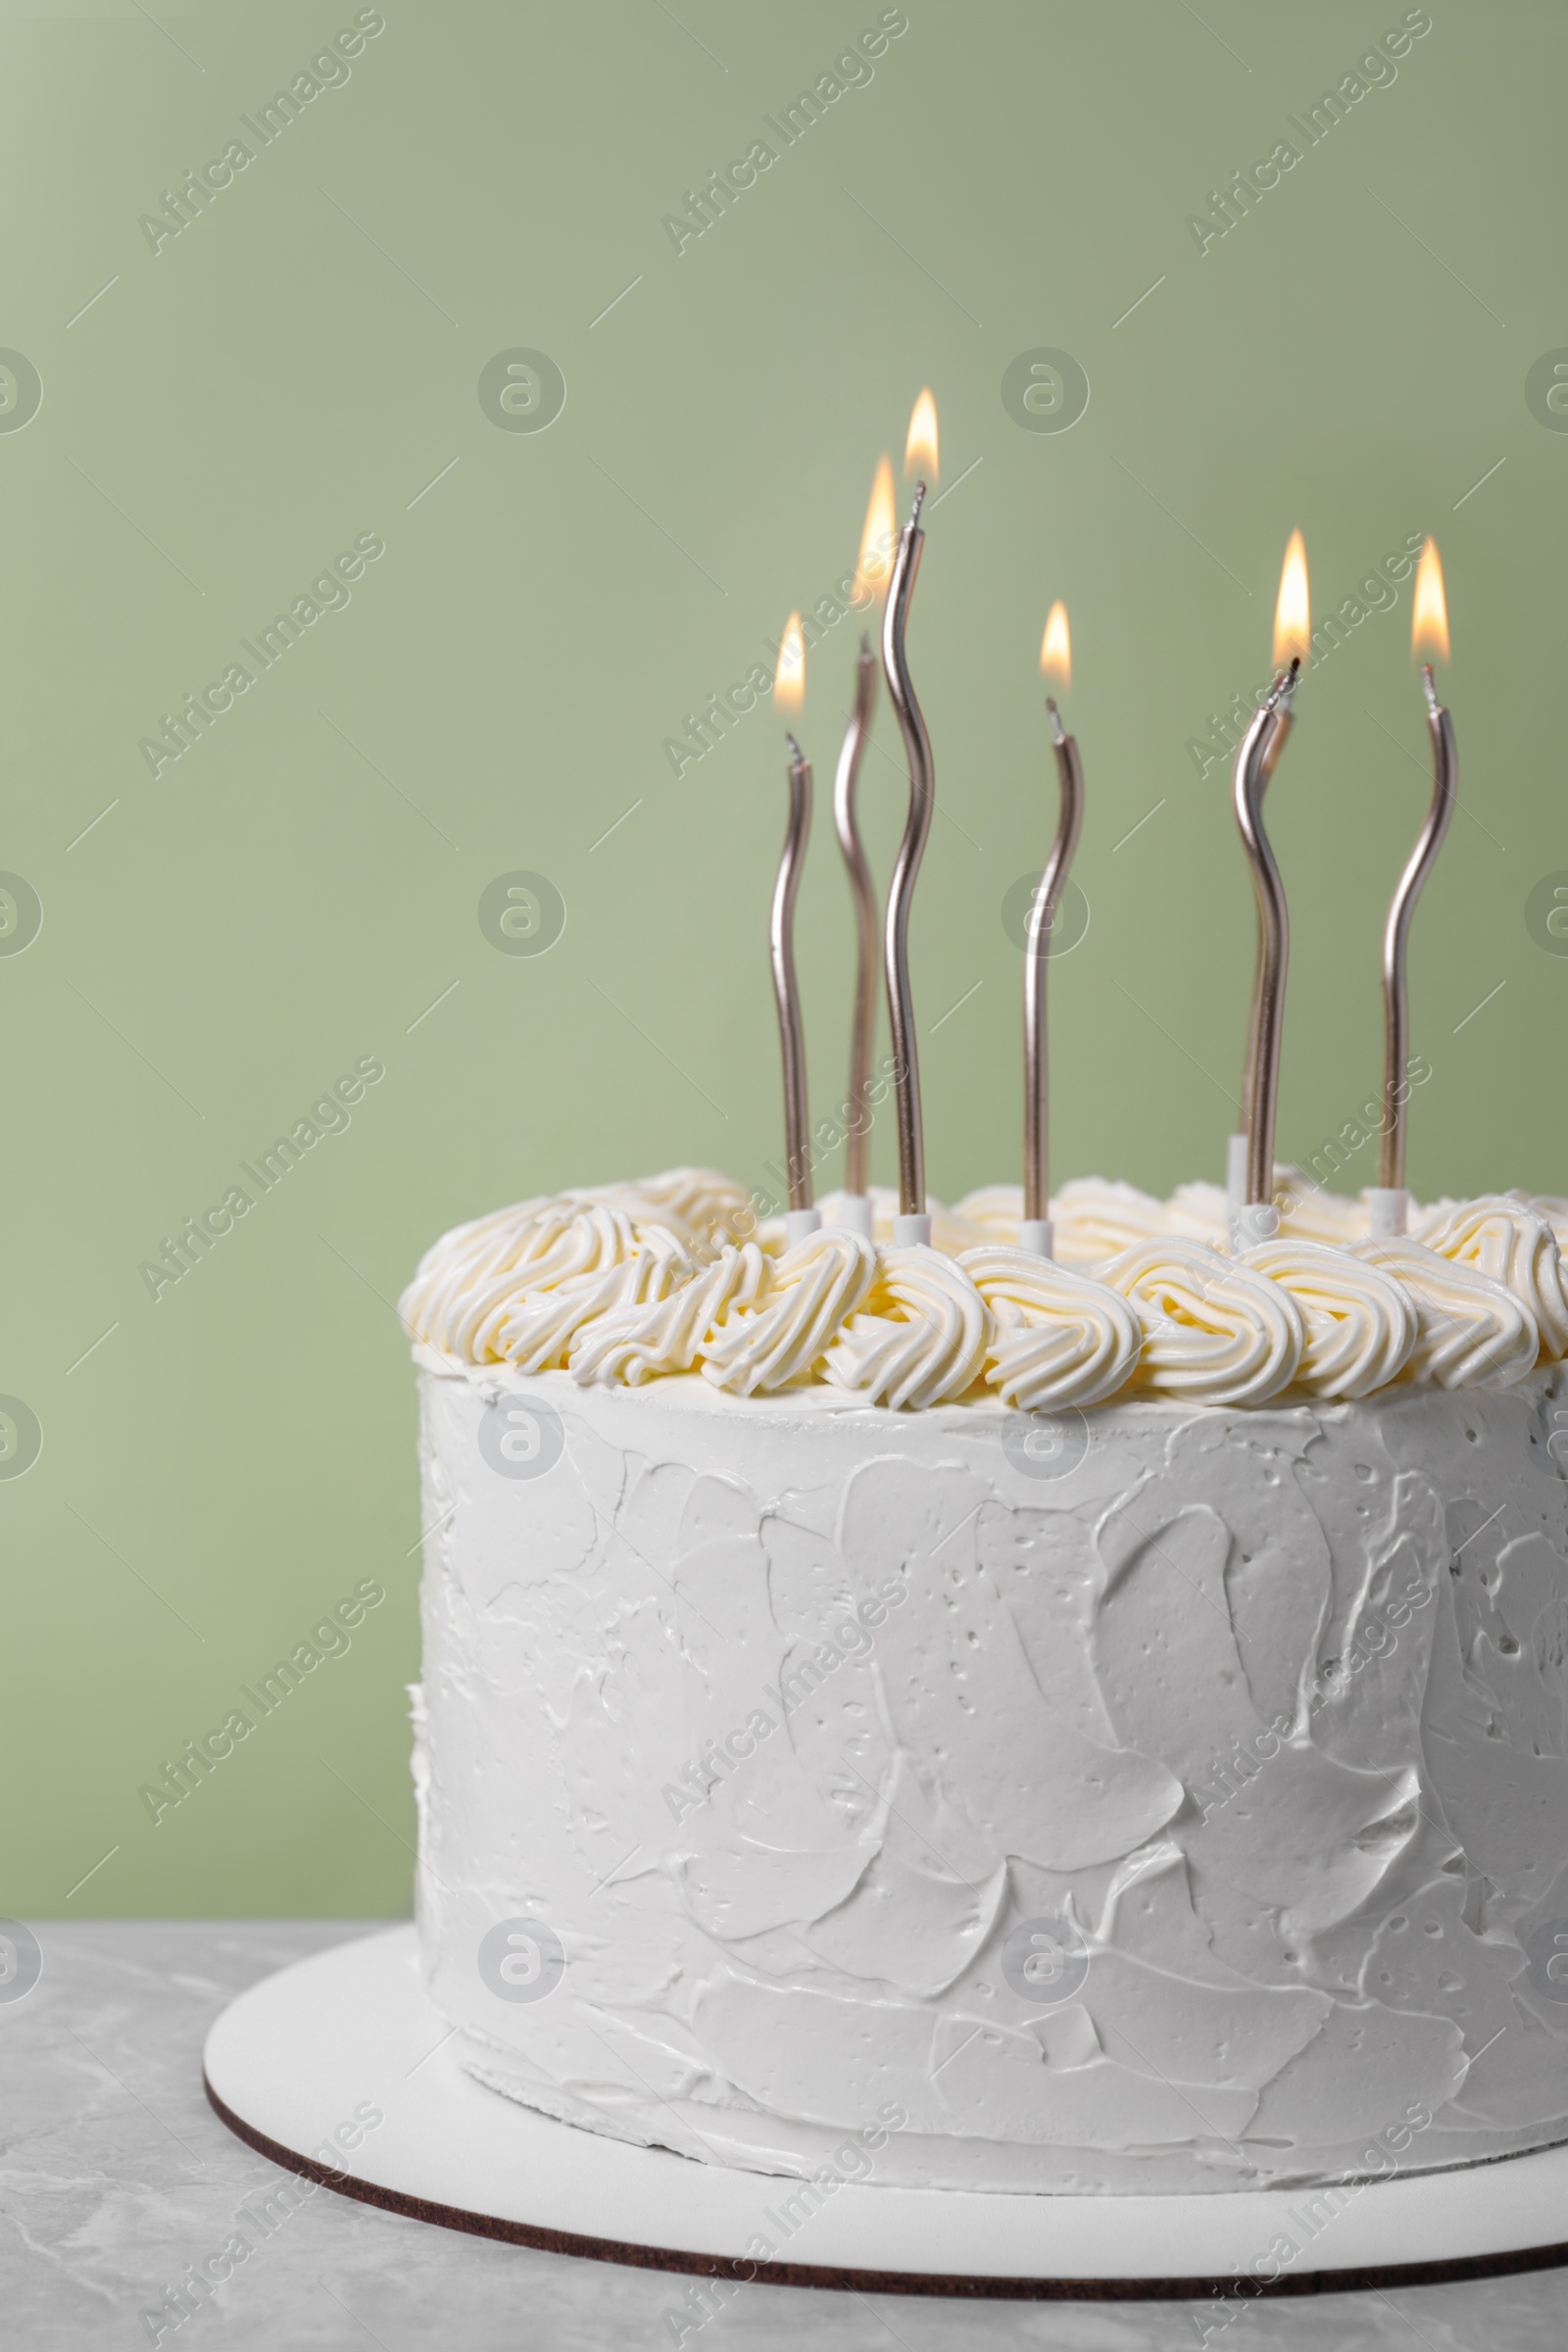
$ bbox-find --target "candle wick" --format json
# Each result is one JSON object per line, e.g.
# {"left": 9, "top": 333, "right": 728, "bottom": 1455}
{"left": 1045, "top": 695, "right": 1067, "bottom": 748}
{"left": 1420, "top": 663, "right": 1441, "bottom": 717}
{"left": 1269, "top": 659, "right": 1301, "bottom": 714}
{"left": 785, "top": 730, "right": 804, "bottom": 762}
{"left": 906, "top": 483, "right": 926, "bottom": 527}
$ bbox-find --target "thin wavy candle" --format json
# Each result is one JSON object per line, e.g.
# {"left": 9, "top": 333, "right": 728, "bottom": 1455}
{"left": 1231, "top": 532, "right": 1308, "bottom": 1247}
{"left": 834, "top": 457, "right": 895, "bottom": 1238}
{"left": 1021, "top": 603, "right": 1082, "bottom": 1257}
{"left": 880, "top": 465, "right": 936, "bottom": 1245}
{"left": 1370, "top": 539, "right": 1456, "bottom": 1237}
{"left": 771, "top": 624, "right": 817, "bottom": 1240}
{"left": 833, "top": 636, "right": 879, "bottom": 1230}
{"left": 1232, "top": 663, "right": 1298, "bottom": 1246}
{"left": 1228, "top": 531, "right": 1308, "bottom": 1216}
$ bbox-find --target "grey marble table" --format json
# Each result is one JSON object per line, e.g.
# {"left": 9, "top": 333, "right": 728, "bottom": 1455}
{"left": 5, "top": 1921, "right": 1567, "bottom": 2350}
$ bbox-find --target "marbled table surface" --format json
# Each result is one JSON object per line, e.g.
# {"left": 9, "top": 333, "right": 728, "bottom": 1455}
{"left": 5, "top": 1921, "right": 1568, "bottom": 2349}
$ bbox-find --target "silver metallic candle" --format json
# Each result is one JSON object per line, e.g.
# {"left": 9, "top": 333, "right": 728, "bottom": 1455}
{"left": 771, "top": 615, "right": 818, "bottom": 1243}
{"left": 832, "top": 455, "right": 896, "bottom": 1242}
{"left": 832, "top": 635, "right": 879, "bottom": 1238}
{"left": 1369, "top": 540, "right": 1455, "bottom": 1239}
{"left": 1229, "top": 531, "right": 1309, "bottom": 1244}
{"left": 880, "top": 480, "right": 935, "bottom": 1246}
{"left": 1021, "top": 601, "right": 1082, "bottom": 1258}
{"left": 1227, "top": 705, "right": 1297, "bottom": 1214}
{"left": 1232, "top": 661, "right": 1299, "bottom": 1249}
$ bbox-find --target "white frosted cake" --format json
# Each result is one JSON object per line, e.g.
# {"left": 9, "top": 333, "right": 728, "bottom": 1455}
{"left": 401, "top": 1170, "right": 1568, "bottom": 2193}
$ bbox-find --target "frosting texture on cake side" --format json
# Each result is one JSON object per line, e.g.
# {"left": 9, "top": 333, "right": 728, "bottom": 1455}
{"left": 409, "top": 1349, "right": 1568, "bottom": 2193}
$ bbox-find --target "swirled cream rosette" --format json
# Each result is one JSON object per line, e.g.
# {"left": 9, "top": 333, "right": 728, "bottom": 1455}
{"left": 570, "top": 1243, "right": 769, "bottom": 1386}
{"left": 597, "top": 1166, "right": 755, "bottom": 1253}
{"left": 1350, "top": 1238, "right": 1540, "bottom": 1389}
{"left": 489, "top": 1223, "right": 693, "bottom": 1375}
{"left": 700, "top": 1227, "right": 876, "bottom": 1396}
{"left": 1273, "top": 1168, "right": 1369, "bottom": 1246}
{"left": 953, "top": 1184, "right": 1025, "bottom": 1244}
{"left": 1241, "top": 1239, "right": 1416, "bottom": 1398}
{"left": 1100, "top": 1238, "right": 1304, "bottom": 1405}
{"left": 958, "top": 1245, "right": 1142, "bottom": 1410}
{"left": 1164, "top": 1181, "right": 1231, "bottom": 1249}
{"left": 1521, "top": 1192, "right": 1568, "bottom": 1253}
{"left": 400, "top": 1200, "right": 689, "bottom": 1366}
{"left": 822, "top": 1246, "right": 991, "bottom": 1409}
{"left": 1050, "top": 1178, "right": 1170, "bottom": 1271}
{"left": 1414, "top": 1194, "right": 1568, "bottom": 1360}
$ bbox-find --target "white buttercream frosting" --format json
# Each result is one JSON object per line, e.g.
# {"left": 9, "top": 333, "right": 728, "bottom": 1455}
{"left": 406, "top": 1169, "right": 1567, "bottom": 1409}
{"left": 1351, "top": 1238, "right": 1541, "bottom": 1390}
{"left": 1164, "top": 1180, "right": 1231, "bottom": 1248}
{"left": 412, "top": 1356, "right": 1568, "bottom": 2193}
{"left": 823, "top": 1246, "right": 990, "bottom": 1408}
{"left": 400, "top": 1200, "right": 689, "bottom": 1368}
{"left": 595, "top": 1166, "right": 754, "bottom": 1252}
{"left": 1243, "top": 1238, "right": 1417, "bottom": 1399}
{"left": 495, "top": 1232, "right": 694, "bottom": 1375}
{"left": 568, "top": 1243, "right": 769, "bottom": 1387}
{"left": 959, "top": 1245, "right": 1143, "bottom": 1409}
{"left": 1049, "top": 1177, "right": 1169, "bottom": 1269}
{"left": 953, "top": 1183, "right": 1026, "bottom": 1243}
{"left": 1274, "top": 1167, "right": 1371, "bottom": 1246}
{"left": 1416, "top": 1195, "right": 1568, "bottom": 1361}
{"left": 1521, "top": 1193, "right": 1568, "bottom": 1252}
{"left": 700, "top": 1226, "right": 877, "bottom": 1395}
{"left": 1101, "top": 1238, "right": 1305, "bottom": 1404}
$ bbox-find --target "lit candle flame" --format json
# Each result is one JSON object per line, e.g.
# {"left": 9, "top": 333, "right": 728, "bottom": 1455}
{"left": 1411, "top": 537, "right": 1448, "bottom": 662}
{"left": 904, "top": 388, "right": 938, "bottom": 482}
{"left": 1039, "top": 600, "right": 1071, "bottom": 691}
{"left": 1272, "top": 529, "right": 1310, "bottom": 668}
{"left": 773, "top": 612, "right": 805, "bottom": 710}
{"left": 852, "top": 456, "right": 896, "bottom": 604}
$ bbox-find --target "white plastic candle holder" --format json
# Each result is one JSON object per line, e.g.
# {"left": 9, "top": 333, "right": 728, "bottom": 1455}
{"left": 1232, "top": 1200, "right": 1280, "bottom": 1250}
{"left": 1367, "top": 1187, "right": 1409, "bottom": 1238}
{"left": 1225, "top": 1132, "right": 1249, "bottom": 1215}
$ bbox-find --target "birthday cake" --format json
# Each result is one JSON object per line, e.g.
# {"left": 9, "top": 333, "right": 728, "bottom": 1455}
{"left": 401, "top": 1170, "right": 1568, "bottom": 2194}
{"left": 396, "top": 421, "right": 1566, "bottom": 2195}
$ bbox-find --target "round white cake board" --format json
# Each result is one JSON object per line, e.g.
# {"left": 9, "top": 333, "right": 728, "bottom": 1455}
{"left": 204, "top": 1927, "right": 1568, "bottom": 2299}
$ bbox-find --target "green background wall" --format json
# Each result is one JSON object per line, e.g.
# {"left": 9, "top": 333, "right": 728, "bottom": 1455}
{"left": 5, "top": 0, "right": 1564, "bottom": 1915}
